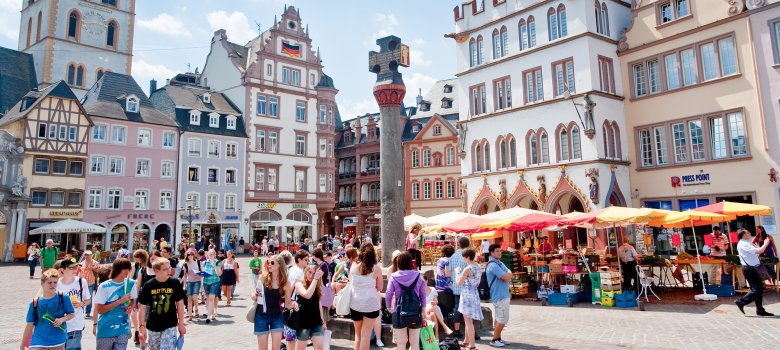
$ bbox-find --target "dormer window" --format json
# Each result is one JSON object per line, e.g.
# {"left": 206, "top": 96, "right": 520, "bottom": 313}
{"left": 202, "top": 93, "right": 211, "bottom": 104}
{"left": 412, "top": 125, "right": 420, "bottom": 133}
{"left": 419, "top": 102, "right": 430, "bottom": 112}
{"left": 443, "top": 84, "right": 453, "bottom": 93}
{"left": 189, "top": 110, "right": 200, "bottom": 125}
{"left": 209, "top": 113, "right": 219, "bottom": 128}
{"left": 126, "top": 96, "right": 139, "bottom": 113}
{"left": 441, "top": 98, "right": 453, "bottom": 109}
{"left": 226, "top": 115, "right": 237, "bottom": 130}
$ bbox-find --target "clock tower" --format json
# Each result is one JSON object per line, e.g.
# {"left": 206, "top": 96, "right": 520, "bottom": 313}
{"left": 19, "top": 0, "right": 136, "bottom": 98}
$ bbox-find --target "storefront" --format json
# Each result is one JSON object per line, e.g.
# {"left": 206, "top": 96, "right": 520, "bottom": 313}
{"left": 26, "top": 209, "right": 84, "bottom": 252}
{"left": 84, "top": 212, "right": 174, "bottom": 252}
{"left": 364, "top": 217, "right": 380, "bottom": 243}
{"left": 246, "top": 203, "right": 318, "bottom": 247}
{"left": 179, "top": 211, "right": 243, "bottom": 250}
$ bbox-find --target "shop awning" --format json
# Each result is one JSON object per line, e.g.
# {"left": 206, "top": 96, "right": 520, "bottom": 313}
{"left": 30, "top": 219, "right": 106, "bottom": 235}
{"left": 262, "top": 219, "right": 312, "bottom": 227}
{"left": 471, "top": 231, "right": 502, "bottom": 240}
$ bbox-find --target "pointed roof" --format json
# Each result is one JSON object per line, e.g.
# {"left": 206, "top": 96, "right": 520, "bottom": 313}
{"left": 81, "top": 72, "right": 177, "bottom": 127}
{"left": 0, "top": 47, "right": 37, "bottom": 116}
{"left": 0, "top": 80, "right": 86, "bottom": 127}
{"left": 316, "top": 73, "right": 335, "bottom": 88}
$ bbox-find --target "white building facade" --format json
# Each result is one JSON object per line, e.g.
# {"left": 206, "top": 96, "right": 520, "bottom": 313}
{"left": 450, "top": 0, "right": 634, "bottom": 249}
{"left": 202, "top": 6, "right": 338, "bottom": 245}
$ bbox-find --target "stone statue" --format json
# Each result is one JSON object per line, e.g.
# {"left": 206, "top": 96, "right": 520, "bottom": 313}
{"left": 537, "top": 175, "right": 546, "bottom": 204}
{"left": 498, "top": 178, "right": 508, "bottom": 208}
{"left": 586, "top": 168, "right": 600, "bottom": 204}
{"left": 583, "top": 94, "right": 596, "bottom": 134}
{"left": 11, "top": 175, "right": 27, "bottom": 197}
{"left": 461, "top": 182, "right": 468, "bottom": 211}
{"left": 457, "top": 122, "right": 468, "bottom": 156}
{"left": 8, "top": 139, "right": 24, "bottom": 155}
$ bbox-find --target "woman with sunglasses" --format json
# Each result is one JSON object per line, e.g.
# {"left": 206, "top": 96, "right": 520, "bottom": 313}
{"left": 182, "top": 251, "right": 203, "bottom": 322}
{"left": 27, "top": 242, "right": 41, "bottom": 279}
{"left": 292, "top": 265, "right": 326, "bottom": 350}
{"left": 252, "top": 254, "right": 295, "bottom": 350}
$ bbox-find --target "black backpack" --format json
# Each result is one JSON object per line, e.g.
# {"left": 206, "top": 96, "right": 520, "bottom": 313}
{"left": 32, "top": 292, "right": 65, "bottom": 326}
{"left": 439, "top": 336, "right": 461, "bottom": 350}
{"left": 478, "top": 261, "right": 497, "bottom": 302}
{"left": 392, "top": 274, "right": 423, "bottom": 329}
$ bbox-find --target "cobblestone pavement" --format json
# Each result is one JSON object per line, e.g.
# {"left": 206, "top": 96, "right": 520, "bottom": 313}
{"left": 1, "top": 257, "right": 779, "bottom": 349}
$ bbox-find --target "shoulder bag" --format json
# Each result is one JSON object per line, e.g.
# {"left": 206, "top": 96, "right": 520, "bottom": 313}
{"left": 334, "top": 281, "right": 352, "bottom": 316}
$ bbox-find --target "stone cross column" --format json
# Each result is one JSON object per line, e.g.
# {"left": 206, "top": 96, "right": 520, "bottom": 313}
{"left": 369, "top": 36, "right": 410, "bottom": 265}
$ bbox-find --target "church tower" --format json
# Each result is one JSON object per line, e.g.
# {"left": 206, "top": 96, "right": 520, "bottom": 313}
{"left": 18, "top": 0, "right": 136, "bottom": 97}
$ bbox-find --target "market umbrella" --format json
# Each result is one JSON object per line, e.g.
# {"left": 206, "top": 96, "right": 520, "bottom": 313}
{"left": 29, "top": 219, "right": 107, "bottom": 234}
{"left": 479, "top": 207, "right": 546, "bottom": 221}
{"left": 404, "top": 213, "right": 427, "bottom": 230}
{"left": 479, "top": 212, "right": 565, "bottom": 232}
{"left": 647, "top": 210, "right": 731, "bottom": 301}
{"left": 695, "top": 201, "right": 772, "bottom": 254}
{"left": 441, "top": 216, "right": 493, "bottom": 233}
{"left": 420, "top": 211, "right": 475, "bottom": 226}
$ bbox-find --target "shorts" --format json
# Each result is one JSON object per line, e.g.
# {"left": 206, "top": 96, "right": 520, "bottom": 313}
{"left": 95, "top": 333, "right": 130, "bottom": 350}
{"left": 66, "top": 330, "right": 82, "bottom": 350}
{"left": 254, "top": 312, "right": 284, "bottom": 336}
{"left": 147, "top": 327, "right": 177, "bottom": 350}
{"left": 296, "top": 325, "right": 324, "bottom": 340}
{"left": 186, "top": 281, "right": 202, "bottom": 296}
{"left": 203, "top": 282, "right": 220, "bottom": 296}
{"left": 283, "top": 326, "right": 297, "bottom": 341}
{"left": 349, "top": 308, "right": 379, "bottom": 321}
{"left": 453, "top": 294, "right": 462, "bottom": 323}
{"left": 493, "top": 298, "right": 510, "bottom": 325}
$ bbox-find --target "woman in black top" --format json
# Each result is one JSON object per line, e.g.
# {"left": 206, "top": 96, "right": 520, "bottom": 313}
{"left": 252, "top": 254, "right": 295, "bottom": 350}
{"left": 311, "top": 248, "right": 333, "bottom": 321}
{"left": 293, "top": 265, "right": 326, "bottom": 350}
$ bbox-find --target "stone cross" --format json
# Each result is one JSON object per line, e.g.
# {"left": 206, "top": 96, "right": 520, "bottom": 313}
{"left": 369, "top": 36, "right": 410, "bottom": 85}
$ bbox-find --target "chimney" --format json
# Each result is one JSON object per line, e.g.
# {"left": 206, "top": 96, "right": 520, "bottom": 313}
{"left": 149, "top": 79, "right": 157, "bottom": 93}
{"left": 416, "top": 88, "right": 423, "bottom": 105}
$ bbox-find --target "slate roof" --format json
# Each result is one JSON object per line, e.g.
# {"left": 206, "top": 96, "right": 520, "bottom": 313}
{"left": 82, "top": 72, "right": 177, "bottom": 127}
{"left": 0, "top": 47, "right": 38, "bottom": 116}
{"left": 0, "top": 81, "right": 83, "bottom": 127}
{"left": 402, "top": 113, "right": 459, "bottom": 141}
{"left": 316, "top": 73, "right": 335, "bottom": 89}
{"left": 225, "top": 40, "right": 249, "bottom": 71}
{"left": 413, "top": 78, "right": 458, "bottom": 119}
{"left": 157, "top": 83, "right": 247, "bottom": 138}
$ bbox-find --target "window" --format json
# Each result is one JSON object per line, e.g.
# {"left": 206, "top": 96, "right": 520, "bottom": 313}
{"left": 70, "top": 161, "right": 83, "bottom": 176}
{"left": 718, "top": 37, "right": 737, "bottom": 76}
{"left": 188, "top": 167, "right": 199, "bottom": 182}
{"left": 108, "top": 157, "right": 124, "bottom": 175}
{"left": 88, "top": 188, "right": 103, "bottom": 209}
{"left": 700, "top": 43, "right": 718, "bottom": 81}
{"left": 59, "top": 125, "right": 67, "bottom": 140}
{"left": 412, "top": 183, "right": 420, "bottom": 200}
{"left": 423, "top": 149, "right": 431, "bottom": 167}
{"left": 423, "top": 182, "right": 431, "bottom": 199}
{"left": 295, "top": 101, "right": 306, "bottom": 122}
{"left": 598, "top": 56, "right": 615, "bottom": 93}
{"left": 295, "top": 135, "right": 306, "bottom": 156}
{"left": 186, "top": 193, "right": 200, "bottom": 208}
{"left": 603, "top": 121, "right": 621, "bottom": 159}
{"left": 135, "top": 159, "right": 150, "bottom": 177}
{"left": 469, "top": 84, "right": 487, "bottom": 115}
{"left": 319, "top": 105, "right": 327, "bottom": 124}
{"left": 256, "top": 130, "right": 266, "bottom": 151}
{"left": 553, "top": 59, "right": 574, "bottom": 97}
{"left": 571, "top": 127, "right": 581, "bottom": 159}
{"left": 162, "top": 131, "right": 175, "bottom": 149}
{"left": 226, "top": 169, "right": 236, "bottom": 184}
{"left": 540, "top": 132, "right": 549, "bottom": 163}
{"left": 190, "top": 110, "right": 200, "bottom": 124}
{"left": 653, "top": 126, "right": 668, "bottom": 165}
{"left": 596, "top": 2, "right": 610, "bottom": 36}
{"left": 102, "top": 0, "right": 117, "bottom": 6}
{"left": 469, "top": 36, "right": 484, "bottom": 67}
{"left": 205, "top": 194, "right": 218, "bottom": 210}
{"left": 225, "top": 194, "right": 237, "bottom": 210}
{"left": 255, "top": 168, "right": 265, "bottom": 190}
{"left": 672, "top": 122, "right": 687, "bottom": 162}
{"left": 494, "top": 77, "right": 512, "bottom": 110}
{"left": 295, "top": 170, "right": 305, "bottom": 192}
{"left": 256, "top": 95, "right": 267, "bottom": 115}
{"left": 208, "top": 140, "right": 220, "bottom": 158}
{"left": 201, "top": 93, "right": 211, "bottom": 104}
{"left": 67, "top": 126, "right": 76, "bottom": 141}
{"left": 659, "top": 0, "right": 689, "bottom": 24}
{"left": 188, "top": 139, "right": 201, "bottom": 157}
{"left": 412, "top": 150, "right": 419, "bottom": 168}
{"left": 681, "top": 48, "right": 697, "bottom": 86}
{"left": 446, "top": 147, "right": 455, "bottom": 165}
{"left": 209, "top": 114, "right": 219, "bottom": 127}
{"left": 548, "top": 5, "right": 567, "bottom": 40}
{"left": 32, "top": 190, "right": 47, "bottom": 206}
{"left": 161, "top": 161, "right": 174, "bottom": 178}
{"left": 38, "top": 123, "right": 48, "bottom": 138}
{"left": 52, "top": 160, "right": 67, "bottom": 175}
{"left": 134, "top": 190, "right": 148, "bottom": 210}
{"left": 67, "top": 191, "right": 82, "bottom": 207}
{"left": 137, "top": 128, "right": 151, "bottom": 146}
{"left": 111, "top": 125, "right": 126, "bottom": 143}
{"left": 159, "top": 191, "right": 173, "bottom": 210}
{"left": 89, "top": 156, "right": 104, "bottom": 174}
{"left": 492, "top": 27, "right": 508, "bottom": 59}
{"left": 319, "top": 174, "right": 326, "bottom": 192}
{"left": 435, "top": 181, "right": 443, "bottom": 199}
{"left": 92, "top": 124, "right": 107, "bottom": 142}
{"left": 226, "top": 117, "right": 236, "bottom": 130}
{"left": 268, "top": 169, "right": 277, "bottom": 191}
{"left": 67, "top": 11, "right": 79, "bottom": 39}
{"left": 633, "top": 63, "right": 647, "bottom": 97}
{"left": 266, "top": 63, "right": 272, "bottom": 76}
{"left": 559, "top": 130, "right": 569, "bottom": 161}
{"left": 709, "top": 116, "right": 727, "bottom": 159}
{"left": 226, "top": 143, "right": 237, "bottom": 158}
{"left": 66, "top": 64, "right": 84, "bottom": 87}
{"left": 433, "top": 125, "right": 442, "bottom": 135}
{"left": 728, "top": 112, "right": 747, "bottom": 157}
{"left": 524, "top": 68, "right": 543, "bottom": 103}
{"left": 318, "top": 139, "right": 327, "bottom": 157}
{"left": 126, "top": 96, "right": 139, "bottom": 113}
{"left": 648, "top": 60, "right": 661, "bottom": 94}
{"left": 774, "top": 21, "right": 780, "bottom": 64}
{"left": 208, "top": 168, "right": 218, "bottom": 184}
{"left": 640, "top": 129, "right": 653, "bottom": 166}
{"left": 689, "top": 120, "right": 705, "bottom": 161}
{"left": 106, "top": 21, "right": 116, "bottom": 47}
{"left": 49, "top": 191, "right": 64, "bottom": 207}
{"left": 49, "top": 124, "right": 56, "bottom": 139}
{"left": 447, "top": 181, "right": 455, "bottom": 198}
{"left": 282, "top": 67, "right": 290, "bottom": 84}
{"left": 107, "top": 189, "right": 121, "bottom": 210}
{"left": 269, "top": 97, "right": 279, "bottom": 117}
{"left": 664, "top": 53, "right": 681, "bottom": 90}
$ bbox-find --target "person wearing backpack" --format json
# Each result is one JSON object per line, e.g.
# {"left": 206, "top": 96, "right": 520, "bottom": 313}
{"left": 386, "top": 251, "right": 426, "bottom": 350}
{"left": 41, "top": 239, "right": 60, "bottom": 270}
{"left": 57, "top": 259, "right": 92, "bottom": 350}
{"left": 182, "top": 251, "right": 203, "bottom": 322}
{"left": 485, "top": 244, "right": 512, "bottom": 348}
{"left": 21, "top": 268, "right": 76, "bottom": 350}
{"left": 455, "top": 248, "right": 483, "bottom": 350}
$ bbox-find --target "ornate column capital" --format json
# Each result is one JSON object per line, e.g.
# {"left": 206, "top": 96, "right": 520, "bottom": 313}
{"left": 373, "top": 83, "right": 406, "bottom": 108}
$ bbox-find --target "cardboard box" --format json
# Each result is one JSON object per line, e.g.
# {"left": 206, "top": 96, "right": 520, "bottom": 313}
{"left": 560, "top": 284, "right": 578, "bottom": 293}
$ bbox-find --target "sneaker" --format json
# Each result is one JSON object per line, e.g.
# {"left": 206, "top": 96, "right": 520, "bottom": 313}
{"left": 498, "top": 339, "right": 510, "bottom": 346}
{"left": 757, "top": 310, "right": 775, "bottom": 317}
{"left": 490, "top": 339, "right": 506, "bottom": 347}
{"left": 376, "top": 339, "right": 384, "bottom": 347}
{"left": 735, "top": 300, "right": 745, "bottom": 315}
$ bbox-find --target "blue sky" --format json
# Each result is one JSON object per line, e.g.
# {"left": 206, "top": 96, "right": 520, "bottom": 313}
{"left": 0, "top": 0, "right": 458, "bottom": 120}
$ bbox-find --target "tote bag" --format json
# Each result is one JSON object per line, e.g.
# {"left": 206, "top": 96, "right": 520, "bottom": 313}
{"left": 334, "top": 282, "right": 352, "bottom": 316}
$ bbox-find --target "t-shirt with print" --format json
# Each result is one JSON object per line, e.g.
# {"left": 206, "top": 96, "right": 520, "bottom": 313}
{"left": 25, "top": 293, "right": 75, "bottom": 347}
{"left": 435, "top": 257, "right": 452, "bottom": 292}
{"left": 137, "top": 278, "right": 185, "bottom": 332}
{"left": 93, "top": 279, "right": 137, "bottom": 339}
{"left": 56, "top": 277, "right": 91, "bottom": 332}
{"left": 202, "top": 260, "right": 221, "bottom": 285}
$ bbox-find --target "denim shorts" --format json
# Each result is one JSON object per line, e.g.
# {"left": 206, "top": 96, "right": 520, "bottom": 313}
{"left": 254, "top": 312, "right": 284, "bottom": 336}
{"left": 203, "top": 282, "right": 220, "bottom": 296}
{"left": 66, "top": 330, "right": 82, "bottom": 350}
{"left": 295, "top": 325, "right": 324, "bottom": 340}
{"left": 186, "top": 281, "right": 202, "bottom": 296}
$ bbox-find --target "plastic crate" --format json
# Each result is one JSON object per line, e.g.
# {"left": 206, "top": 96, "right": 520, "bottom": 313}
{"left": 550, "top": 263, "right": 563, "bottom": 274}
{"left": 538, "top": 265, "right": 550, "bottom": 273}
{"left": 547, "top": 292, "right": 578, "bottom": 306}
{"left": 601, "top": 297, "right": 614, "bottom": 307}
{"left": 720, "top": 273, "right": 733, "bottom": 286}
{"left": 563, "top": 265, "right": 578, "bottom": 273}
{"left": 615, "top": 291, "right": 636, "bottom": 302}
{"left": 706, "top": 284, "right": 735, "bottom": 297}
{"left": 579, "top": 291, "right": 592, "bottom": 303}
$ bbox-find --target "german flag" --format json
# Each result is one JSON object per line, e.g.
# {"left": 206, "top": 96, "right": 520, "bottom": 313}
{"left": 282, "top": 42, "right": 301, "bottom": 57}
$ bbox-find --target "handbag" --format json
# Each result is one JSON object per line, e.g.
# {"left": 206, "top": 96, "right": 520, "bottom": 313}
{"left": 334, "top": 282, "right": 352, "bottom": 316}
{"left": 245, "top": 304, "right": 257, "bottom": 323}
{"left": 755, "top": 265, "right": 773, "bottom": 281}
{"left": 320, "top": 283, "right": 335, "bottom": 308}
{"left": 283, "top": 307, "right": 300, "bottom": 329}
{"left": 420, "top": 324, "right": 439, "bottom": 350}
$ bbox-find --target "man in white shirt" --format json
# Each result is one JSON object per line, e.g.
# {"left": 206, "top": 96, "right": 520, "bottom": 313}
{"left": 617, "top": 241, "right": 639, "bottom": 291}
{"left": 57, "top": 259, "right": 91, "bottom": 350}
{"left": 481, "top": 239, "right": 491, "bottom": 262}
{"left": 735, "top": 229, "right": 774, "bottom": 317}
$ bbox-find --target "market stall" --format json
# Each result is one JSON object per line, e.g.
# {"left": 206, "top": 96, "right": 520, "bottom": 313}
{"left": 29, "top": 219, "right": 107, "bottom": 257}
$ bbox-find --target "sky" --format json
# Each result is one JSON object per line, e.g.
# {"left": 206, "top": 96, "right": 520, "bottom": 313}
{"left": 0, "top": 0, "right": 458, "bottom": 120}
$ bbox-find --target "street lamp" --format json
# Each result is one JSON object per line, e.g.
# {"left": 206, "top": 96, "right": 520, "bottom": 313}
{"left": 562, "top": 90, "right": 596, "bottom": 139}
{"left": 177, "top": 205, "right": 201, "bottom": 246}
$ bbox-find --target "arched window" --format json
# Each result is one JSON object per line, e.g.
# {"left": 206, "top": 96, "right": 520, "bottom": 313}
{"left": 26, "top": 18, "right": 32, "bottom": 48}
{"left": 67, "top": 10, "right": 79, "bottom": 40}
{"left": 560, "top": 129, "right": 569, "bottom": 161}
{"left": 540, "top": 131, "right": 549, "bottom": 163}
{"left": 558, "top": 4, "right": 568, "bottom": 37}
{"left": 595, "top": 1, "right": 603, "bottom": 34}
{"left": 475, "top": 143, "right": 483, "bottom": 172}
{"left": 500, "top": 26, "right": 508, "bottom": 57}
{"left": 571, "top": 126, "right": 581, "bottom": 159}
{"left": 548, "top": 8, "right": 559, "bottom": 41}
{"left": 477, "top": 35, "right": 484, "bottom": 65}
{"left": 508, "top": 137, "right": 517, "bottom": 167}
{"left": 528, "top": 16, "right": 536, "bottom": 47}
{"left": 519, "top": 19, "right": 528, "bottom": 51}
{"left": 492, "top": 29, "right": 501, "bottom": 59}
{"left": 483, "top": 140, "right": 491, "bottom": 171}
{"left": 498, "top": 139, "right": 507, "bottom": 168}
{"left": 126, "top": 96, "right": 139, "bottom": 113}
{"left": 96, "top": 69, "right": 104, "bottom": 81}
{"left": 36, "top": 11, "right": 42, "bottom": 41}
{"left": 602, "top": 3, "right": 610, "bottom": 36}
{"left": 106, "top": 21, "right": 117, "bottom": 47}
{"left": 469, "top": 38, "right": 477, "bottom": 67}
{"left": 76, "top": 65, "right": 84, "bottom": 87}
{"left": 529, "top": 133, "right": 538, "bottom": 165}
{"left": 67, "top": 64, "right": 76, "bottom": 85}
{"left": 611, "top": 121, "right": 622, "bottom": 159}
{"left": 603, "top": 120, "right": 618, "bottom": 159}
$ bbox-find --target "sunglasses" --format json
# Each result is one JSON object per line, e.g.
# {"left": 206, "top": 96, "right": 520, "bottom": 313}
{"left": 269, "top": 261, "right": 276, "bottom": 266}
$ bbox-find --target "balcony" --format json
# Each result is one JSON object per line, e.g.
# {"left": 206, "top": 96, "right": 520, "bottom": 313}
{"left": 339, "top": 172, "right": 356, "bottom": 179}
{"left": 338, "top": 202, "right": 357, "bottom": 209}
{"left": 360, "top": 168, "right": 380, "bottom": 176}
{"left": 360, "top": 200, "right": 380, "bottom": 208}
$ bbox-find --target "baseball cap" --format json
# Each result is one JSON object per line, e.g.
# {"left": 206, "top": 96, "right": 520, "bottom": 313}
{"left": 58, "top": 258, "right": 81, "bottom": 269}
{"left": 83, "top": 250, "right": 93, "bottom": 256}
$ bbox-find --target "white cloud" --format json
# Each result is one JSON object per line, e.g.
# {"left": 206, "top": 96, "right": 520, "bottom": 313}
{"left": 404, "top": 73, "right": 437, "bottom": 104}
{"left": 371, "top": 12, "right": 399, "bottom": 40}
{"left": 338, "top": 98, "right": 377, "bottom": 122}
{"left": 409, "top": 47, "right": 431, "bottom": 67}
{"left": 0, "top": 0, "right": 21, "bottom": 41}
{"left": 206, "top": 11, "right": 255, "bottom": 44}
{"left": 132, "top": 59, "right": 176, "bottom": 94}
{"left": 137, "top": 13, "right": 191, "bottom": 37}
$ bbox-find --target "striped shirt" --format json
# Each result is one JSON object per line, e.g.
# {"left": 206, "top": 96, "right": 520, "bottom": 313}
{"left": 449, "top": 250, "right": 467, "bottom": 295}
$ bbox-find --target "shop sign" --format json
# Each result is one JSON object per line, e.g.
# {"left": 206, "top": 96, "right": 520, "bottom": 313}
{"left": 762, "top": 213, "right": 776, "bottom": 235}
{"left": 343, "top": 216, "right": 359, "bottom": 225}
{"left": 258, "top": 202, "right": 277, "bottom": 209}
{"left": 292, "top": 204, "right": 309, "bottom": 209}
{"left": 50, "top": 210, "right": 82, "bottom": 217}
{"left": 224, "top": 215, "right": 240, "bottom": 220}
{"left": 127, "top": 213, "right": 155, "bottom": 220}
{"left": 671, "top": 173, "right": 711, "bottom": 187}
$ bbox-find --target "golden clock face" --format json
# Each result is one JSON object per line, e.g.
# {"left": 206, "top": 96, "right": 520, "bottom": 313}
{"left": 81, "top": 10, "right": 107, "bottom": 37}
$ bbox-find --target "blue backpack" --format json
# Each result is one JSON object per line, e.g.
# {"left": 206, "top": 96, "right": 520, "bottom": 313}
{"left": 392, "top": 274, "right": 423, "bottom": 329}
